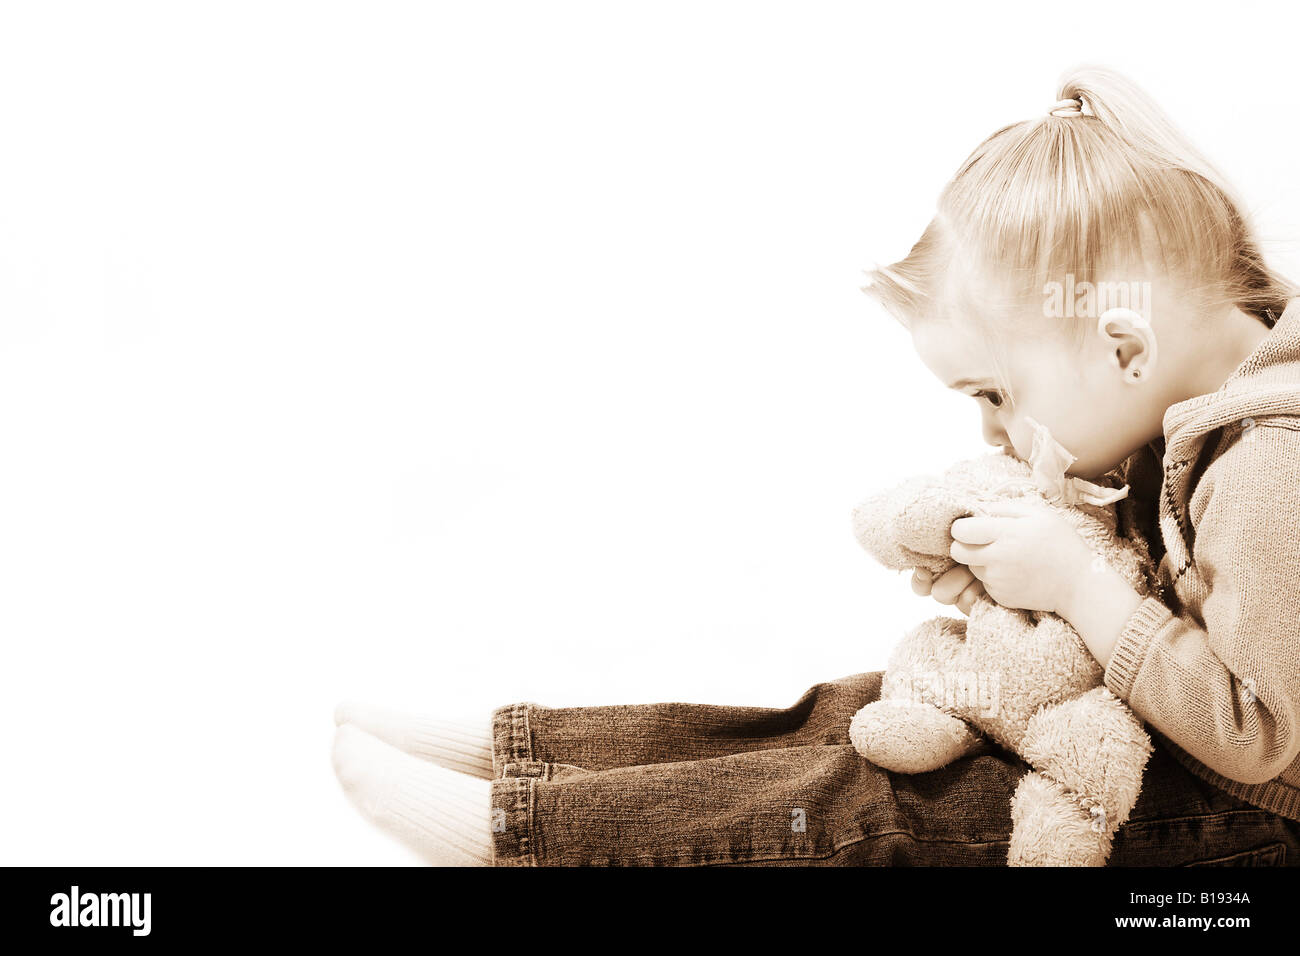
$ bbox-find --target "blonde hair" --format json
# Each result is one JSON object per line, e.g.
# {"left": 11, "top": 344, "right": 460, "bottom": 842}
{"left": 863, "top": 66, "right": 1295, "bottom": 366}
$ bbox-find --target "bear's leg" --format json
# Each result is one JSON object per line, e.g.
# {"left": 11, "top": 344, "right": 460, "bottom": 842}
{"left": 849, "top": 699, "right": 982, "bottom": 774}
{"left": 1008, "top": 770, "right": 1109, "bottom": 866}
{"left": 1021, "top": 688, "right": 1153, "bottom": 834}
{"left": 853, "top": 616, "right": 983, "bottom": 773}
{"left": 1010, "top": 688, "right": 1154, "bottom": 866}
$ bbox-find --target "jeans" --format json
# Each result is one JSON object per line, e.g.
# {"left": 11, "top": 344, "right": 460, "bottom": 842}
{"left": 488, "top": 671, "right": 1300, "bottom": 866}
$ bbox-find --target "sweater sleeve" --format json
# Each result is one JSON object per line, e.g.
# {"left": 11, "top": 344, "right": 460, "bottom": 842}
{"left": 1102, "top": 419, "right": 1300, "bottom": 785}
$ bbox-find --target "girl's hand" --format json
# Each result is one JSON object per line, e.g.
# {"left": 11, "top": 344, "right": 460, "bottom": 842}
{"left": 949, "top": 501, "right": 1093, "bottom": 614}
{"left": 912, "top": 565, "right": 986, "bottom": 615}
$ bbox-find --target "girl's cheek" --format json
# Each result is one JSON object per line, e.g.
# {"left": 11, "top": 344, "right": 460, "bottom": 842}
{"left": 1007, "top": 423, "right": 1034, "bottom": 462}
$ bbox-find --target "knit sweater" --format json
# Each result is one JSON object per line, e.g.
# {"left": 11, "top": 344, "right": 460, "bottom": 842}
{"left": 1104, "top": 298, "right": 1300, "bottom": 822}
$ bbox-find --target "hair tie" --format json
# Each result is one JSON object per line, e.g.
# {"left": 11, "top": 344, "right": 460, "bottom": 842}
{"left": 1049, "top": 97, "right": 1083, "bottom": 117}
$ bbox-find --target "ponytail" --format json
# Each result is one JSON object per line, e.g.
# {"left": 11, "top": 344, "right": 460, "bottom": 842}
{"left": 864, "top": 66, "right": 1296, "bottom": 332}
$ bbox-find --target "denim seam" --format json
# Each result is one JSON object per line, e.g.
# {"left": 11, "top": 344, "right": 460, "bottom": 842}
{"left": 711, "top": 809, "right": 1287, "bottom": 866}
{"left": 526, "top": 809, "right": 1289, "bottom": 867}
{"left": 512, "top": 705, "right": 536, "bottom": 865}
{"left": 489, "top": 776, "right": 537, "bottom": 867}
{"left": 511, "top": 703, "right": 533, "bottom": 763}
{"left": 1182, "top": 842, "right": 1287, "bottom": 867}
{"left": 709, "top": 834, "right": 1014, "bottom": 867}
{"left": 489, "top": 704, "right": 540, "bottom": 866}
{"left": 1120, "top": 808, "right": 1283, "bottom": 829}
{"left": 576, "top": 831, "right": 1014, "bottom": 867}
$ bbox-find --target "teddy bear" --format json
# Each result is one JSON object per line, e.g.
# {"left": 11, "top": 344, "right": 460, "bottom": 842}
{"left": 848, "top": 419, "right": 1157, "bottom": 866}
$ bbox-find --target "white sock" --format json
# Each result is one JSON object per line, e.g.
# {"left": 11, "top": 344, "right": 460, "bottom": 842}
{"left": 334, "top": 700, "right": 495, "bottom": 779}
{"left": 332, "top": 723, "right": 493, "bottom": 866}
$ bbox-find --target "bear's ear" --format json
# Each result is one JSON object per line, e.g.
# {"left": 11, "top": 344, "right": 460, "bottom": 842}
{"left": 850, "top": 475, "right": 938, "bottom": 545}
{"left": 851, "top": 455, "right": 1044, "bottom": 570}
{"left": 943, "top": 449, "right": 1036, "bottom": 492}
{"left": 850, "top": 494, "right": 914, "bottom": 569}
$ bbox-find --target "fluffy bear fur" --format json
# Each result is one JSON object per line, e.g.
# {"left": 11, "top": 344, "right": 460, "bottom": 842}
{"left": 848, "top": 450, "right": 1156, "bottom": 866}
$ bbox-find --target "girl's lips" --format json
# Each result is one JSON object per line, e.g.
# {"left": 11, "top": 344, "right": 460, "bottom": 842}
{"left": 1025, "top": 416, "right": 1130, "bottom": 506}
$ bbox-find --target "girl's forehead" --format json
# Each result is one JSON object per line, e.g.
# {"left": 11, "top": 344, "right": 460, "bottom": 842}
{"left": 911, "top": 318, "right": 998, "bottom": 387}
{"left": 911, "top": 311, "right": 1053, "bottom": 393}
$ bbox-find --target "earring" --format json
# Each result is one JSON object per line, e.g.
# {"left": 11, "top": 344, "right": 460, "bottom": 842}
{"left": 1100, "top": 308, "right": 1157, "bottom": 385}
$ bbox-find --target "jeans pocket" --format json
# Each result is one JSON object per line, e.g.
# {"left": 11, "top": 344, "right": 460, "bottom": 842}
{"left": 1183, "top": 842, "right": 1287, "bottom": 867}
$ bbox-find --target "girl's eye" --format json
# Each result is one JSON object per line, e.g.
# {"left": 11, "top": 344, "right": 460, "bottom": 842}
{"left": 975, "top": 389, "right": 1005, "bottom": 408}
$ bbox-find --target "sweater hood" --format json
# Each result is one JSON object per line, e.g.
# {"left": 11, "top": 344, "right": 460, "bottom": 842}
{"left": 1161, "top": 297, "right": 1300, "bottom": 464}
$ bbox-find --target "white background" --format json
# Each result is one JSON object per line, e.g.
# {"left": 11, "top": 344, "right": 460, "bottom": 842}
{"left": 2, "top": 1, "right": 1298, "bottom": 865}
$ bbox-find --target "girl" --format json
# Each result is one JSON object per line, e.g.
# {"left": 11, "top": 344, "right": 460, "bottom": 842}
{"left": 332, "top": 66, "right": 1300, "bottom": 865}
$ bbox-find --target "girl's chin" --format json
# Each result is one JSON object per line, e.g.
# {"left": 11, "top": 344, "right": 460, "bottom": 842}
{"left": 1068, "top": 459, "right": 1125, "bottom": 482}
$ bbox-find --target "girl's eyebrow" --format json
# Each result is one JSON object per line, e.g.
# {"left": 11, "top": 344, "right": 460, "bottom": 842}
{"left": 946, "top": 377, "right": 992, "bottom": 390}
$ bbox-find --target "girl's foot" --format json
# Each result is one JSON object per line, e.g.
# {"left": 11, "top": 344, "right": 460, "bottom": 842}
{"left": 333, "top": 700, "right": 494, "bottom": 779}
{"left": 332, "top": 723, "right": 493, "bottom": 865}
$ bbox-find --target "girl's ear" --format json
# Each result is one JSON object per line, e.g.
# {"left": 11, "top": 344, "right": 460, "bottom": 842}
{"left": 1097, "top": 307, "right": 1158, "bottom": 382}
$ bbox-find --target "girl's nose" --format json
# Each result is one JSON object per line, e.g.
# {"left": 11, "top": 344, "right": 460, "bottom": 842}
{"left": 982, "top": 420, "right": 1008, "bottom": 449}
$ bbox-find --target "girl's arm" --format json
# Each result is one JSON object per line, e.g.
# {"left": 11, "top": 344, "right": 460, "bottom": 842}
{"left": 1066, "top": 421, "right": 1300, "bottom": 786}
{"left": 1057, "top": 566, "right": 1143, "bottom": 672}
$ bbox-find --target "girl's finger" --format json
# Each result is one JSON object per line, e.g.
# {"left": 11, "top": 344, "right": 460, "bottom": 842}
{"left": 950, "top": 540, "right": 992, "bottom": 566}
{"left": 931, "top": 565, "right": 974, "bottom": 603}
{"left": 911, "top": 568, "right": 933, "bottom": 595}
{"left": 951, "top": 516, "right": 1000, "bottom": 545}
{"left": 955, "top": 580, "right": 984, "bottom": 615}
